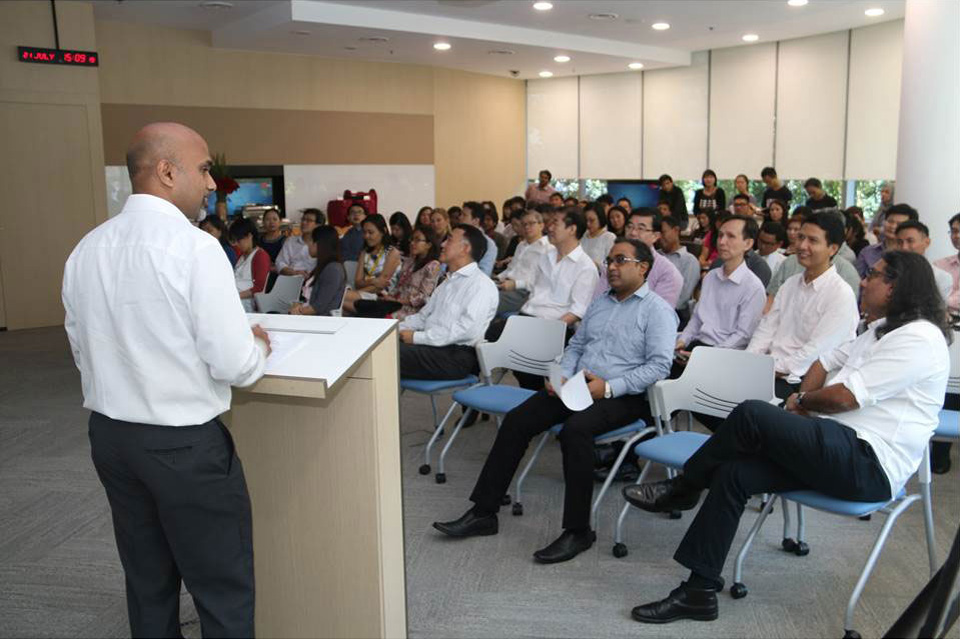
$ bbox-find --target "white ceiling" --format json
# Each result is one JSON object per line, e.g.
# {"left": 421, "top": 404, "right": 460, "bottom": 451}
{"left": 92, "top": 0, "right": 905, "bottom": 79}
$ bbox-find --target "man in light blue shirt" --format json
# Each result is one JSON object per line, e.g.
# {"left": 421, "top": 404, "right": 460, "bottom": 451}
{"left": 432, "top": 238, "right": 676, "bottom": 564}
{"left": 463, "top": 201, "right": 497, "bottom": 276}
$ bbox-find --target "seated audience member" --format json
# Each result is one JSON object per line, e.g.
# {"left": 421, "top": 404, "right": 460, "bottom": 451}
{"left": 500, "top": 198, "right": 517, "bottom": 240}
{"left": 765, "top": 198, "right": 787, "bottom": 225}
{"left": 803, "top": 177, "right": 838, "bottom": 212}
{"left": 748, "top": 212, "right": 860, "bottom": 398}
{"left": 659, "top": 174, "right": 689, "bottom": 229}
{"left": 463, "top": 201, "right": 497, "bottom": 276}
{"left": 615, "top": 209, "right": 684, "bottom": 308}
{"left": 389, "top": 211, "right": 414, "bottom": 256}
{"left": 564, "top": 196, "right": 580, "bottom": 208}
{"left": 354, "top": 228, "right": 442, "bottom": 320}
{"left": 415, "top": 206, "right": 434, "bottom": 233}
{"left": 430, "top": 208, "right": 452, "bottom": 243}
{"left": 607, "top": 205, "right": 627, "bottom": 238}
{"left": 433, "top": 239, "right": 677, "bottom": 563}
{"left": 258, "top": 208, "right": 286, "bottom": 265}
{"left": 760, "top": 166, "right": 792, "bottom": 208}
{"left": 340, "top": 204, "right": 368, "bottom": 262}
{"left": 844, "top": 207, "right": 870, "bottom": 256}
{"left": 289, "top": 226, "right": 346, "bottom": 316}
{"left": 199, "top": 215, "right": 237, "bottom": 267}
{"left": 727, "top": 174, "right": 757, "bottom": 212}
{"left": 765, "top": 242, "right": 862, "bottom": 310}
{"left": 698, "top": 209, "right": 726, "bottom": 267}
{"left": 678, "top": 215, "right": 766, "bottom": 357}
{"left": 658, "top": 215, "right": 700, "bottom": 315}
{"left": 730, "top": 193, "right": 757, "bottom": 220}
{"left": 693, "top": 170, "right": 726, "bottom": 221}
{"left": 595, "top": 193, "right": 614, "bottom": 215}
{"left": 757, "top": 220, "right": 787, "bottom": 274}
{"left": 580, "top": 204, "right": 617, "bottom": 267}
{"left": 855, "top": 203, "right": 918, "bottom": 278}
{"left": 342, "top": 214, "right": 403, "bottom": 315}
{"left": 934, "top": 212, "right": 960, "bottom": 317}
{"left": 617, "top": 197, "right": 633, "bottom": 215}
{"left": 275, "top": 208, "right": 320, "bottom": 277}
{"left": 783, "top": 209, "right": 805, "bottom": 256}
{"left": 495, "top": 209, "right": 550, "bottom": 315}
{"left": 499, "top": 214, "right": 524, "bottom": 266}
{"left": 707, "top": 232, "right": 772, "bottom": 287}
{"left": 228, "top": 218, "right": 271, "bottom": 312}
{"left": 398, "top": 225, "right": 498, "bottom": 379}
{"left": 549, "top": 192, "right": 565, "bottom": 209}
{"left": 896, "top": 220, "right": 954, "bottom": 303}
{"left": 525, "top": 169, "right": 556, "bottom": 205}
{"left": 625, "top": 251, "right": 951, "bottom": 625}
{"left": 482, "top": 209, "right": 508, "bottom": 261}
{"left": 868, "top": 181, "right": 895, "bottom": 235}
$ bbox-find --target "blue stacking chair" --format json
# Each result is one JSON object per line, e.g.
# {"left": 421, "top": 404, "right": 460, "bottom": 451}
{"left": 401, "top": 376, "right": 480, "bottom": 477}
{"left": 610, "top": 347, "right": 778, "bottom": 557}
{"left": 431, "top": 315, "right": 568, "bottom": 484}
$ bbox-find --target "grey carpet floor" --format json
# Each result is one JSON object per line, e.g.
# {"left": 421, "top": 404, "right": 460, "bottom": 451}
{"left": 1, "top": 327, "right": 957, "bottom": 639}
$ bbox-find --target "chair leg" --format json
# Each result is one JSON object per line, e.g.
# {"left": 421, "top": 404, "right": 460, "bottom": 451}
{"left": 429, "top": 395, "right": 439, "bottom": 431}
{"left": 731, "top": 495, "right": 778, "bottom": 596}
{"left": 436, "top": 409, "right": 472, "bottom": 483}
{"left": 420, "top": 401, "right": 458, "bottom": 476}
{"left": 844, "top": 496, "right": 921, "bottom": 633}
{"left": 613, "top": 462, "right": 654, "bottom": 553}
{"left": 512, "top": 431, "right": 552, "bottom": 516}
{"left": 921, "top": 481, "right": 938, "bottom": 577}
{"left": 591, "top": 428, "right": 654, "bottom": 532}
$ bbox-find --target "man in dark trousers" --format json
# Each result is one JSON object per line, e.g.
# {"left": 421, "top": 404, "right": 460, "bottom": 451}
{"left": 63, "top": 122, "right": 271, "bottom": 637}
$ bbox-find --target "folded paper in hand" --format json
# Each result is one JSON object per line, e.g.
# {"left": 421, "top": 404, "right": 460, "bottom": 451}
{"left": 548, "top": 364, "right": 594, "bottom": 412}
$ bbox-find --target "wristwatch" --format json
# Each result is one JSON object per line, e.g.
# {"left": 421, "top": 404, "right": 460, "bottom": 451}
{"left": 604, "top": 381, "right": 613, "bottom": 399}
{"left": 796, "top": 391, "right": 806, "bottom": 407}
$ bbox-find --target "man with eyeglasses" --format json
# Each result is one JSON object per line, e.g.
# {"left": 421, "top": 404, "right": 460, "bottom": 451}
{"left": 433, "top": 239, "right": 676, "bottom": 564}
{"left": 493, "top": 209, "right": 550, "bottom": 315}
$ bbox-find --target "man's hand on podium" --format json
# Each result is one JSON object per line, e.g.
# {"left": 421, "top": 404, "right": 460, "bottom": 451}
{"left": 252, "top": 324, "right": 272, "bottom": 356}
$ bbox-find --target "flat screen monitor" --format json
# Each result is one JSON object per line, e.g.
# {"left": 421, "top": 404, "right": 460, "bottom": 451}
{"left": 205, "top": 177, "right": 275, "bottom": 217}
{"left": 606, "top": 180, "right": 661, "bottom": 210}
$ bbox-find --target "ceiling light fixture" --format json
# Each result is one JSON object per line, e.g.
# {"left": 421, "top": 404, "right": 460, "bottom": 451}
{"left": 864, "top": 7, "right": 885, "bottom": 16}
{"left": 588, "top": 13, "right": 619, "bottom": 21}
{"left": 533, "top": 1, "right": 553, "bottom": 10}
{"left": 628, "top": 62, "right": 644, "bottom": 70}
{"left": 433, "top": 42, "right": 451, "bottom": 51}
{"left": 787, "top": 0, "right": 808, "bottom": 6}
{"left": 742, "top": 33, "right": 760, "bottom": 42}
{"left": 359, "top": 36, "right": 390, "bottom": 43}
{"left": 488, "top": 49, "right": 516, "bottom": 55}
{"left": 291, "top": 30, "right": 311, "bottom": 36}
{"left": 652, "top": 22, "right": 670, "bottom": 30}
{"left": 554, "top": 55, "right": 571, "bottom": 63}
{"left": 199, "top": 1, "right": 234, "bottom": 8}
{"left": 539, "top": 70, "right": 553, "bottom": 78}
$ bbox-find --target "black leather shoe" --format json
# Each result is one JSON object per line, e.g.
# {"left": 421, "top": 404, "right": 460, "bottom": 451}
{"left": 433, "top": 509, "right": 498, "bottom": 538}
{"left": 593, "top": 462, "right": 640, "bottom": 483}
{"left": 631, "top": 582, "right": 719, "bottom": 624}
{"left": 533, "top": 529, "right": 596, "bottom": 564}
{"left": 623, "top": 478, "right": 702, "bottom": 514}
{"left": 460, "top": 409, "right": 479, "bottom": 429}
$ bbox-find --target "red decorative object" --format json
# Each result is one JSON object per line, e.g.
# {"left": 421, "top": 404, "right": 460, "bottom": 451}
{"left": 214, "top": 176, "right": 239, "bottom": 203}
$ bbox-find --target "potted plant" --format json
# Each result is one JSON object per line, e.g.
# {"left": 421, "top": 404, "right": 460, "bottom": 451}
{"left": 210, "top": 152, "right": 239, "bottom": 221}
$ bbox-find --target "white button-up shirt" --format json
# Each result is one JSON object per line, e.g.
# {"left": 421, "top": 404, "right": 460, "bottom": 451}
{"left": 400, "top": 261, "right": 498, "bottom": 347}
{"left": 275, "top": 234, "right": 316, "bottom": 273}
{"left": 497, "top": 235, "right": 550, "bottom": 291}
{"left": 522, "top": 244, "right": 599, "bottom": 321}
{"left": 62, "top": 194, "right": 267, "bottom": 426}
{"left": 820, "top": 318, "right": 950, "bottom": 495}
{"left": 747, "top": 265, "right": 859, "bottom": 383}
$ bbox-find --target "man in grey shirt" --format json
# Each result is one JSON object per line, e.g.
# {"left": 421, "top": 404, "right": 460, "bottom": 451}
{"left": 659, "top": 215, "right": 700, "bottom": 318}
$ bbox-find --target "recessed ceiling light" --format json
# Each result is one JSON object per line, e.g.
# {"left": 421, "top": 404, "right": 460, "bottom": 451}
{"left": 291, "top": 30, "right": 311, "bottom": 36}
{"left": 864, "top": 7, "right": 885, "bottom": 16}
{"left": 533, "top": 1, "right": 553, "bottom": 10}
{"left": 343, "top": 46, "right": 358, "bottom": 51}
{"left": 628, "top": 62, "right": 644, "bottom": 70}
{"left": 199, "top": 1, "right": 233, "bottom": 8}
{"left": 488, "top": 49, "right": 516, "bottom": 55}
{"left": 588, "top": 13, "right": 620, "bottom": 21}
{"left": 554, "top": 55, "right": 571, "bottom": 63}
{"left": 651, "top": 22, "right": 670, "bottom": 31}
{"left": 539, "top": 70, "right": 553, "bottom": 78}
{"left": 359, "top": 36, "right": 390, "bottom": 43}
{"left": 787, "top": 0, "right": 808, "bottom": 6}
{"left": 433, "top": 42, "right": 451, "bottom": 51}
{"left": 742, "top": 33, "right": 760, "bottom": 42}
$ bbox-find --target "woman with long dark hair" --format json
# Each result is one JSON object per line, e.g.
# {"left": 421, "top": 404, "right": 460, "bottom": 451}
{"left": 390, "top": 211, "right": 413, "bottom": 256}
{"left": 342, "top": 213, "right": 402, "bottom": 314}
{"left": 353, "top": 228, "right": 442, "bottom": 319}
{"left": 199, "top": 215, "right": 237, "bottom": 266}
{"left": 290, "top": 226, "right": 346, "bottom": 316}
{"left": 415, "top": 206, "right": 434, "bottom": 232}
{"left": 693, "top": 169, "right": 726, "bottom": 219}
{"left": 607, "top": 205, "right": 627, "bottom": 238}
{"left": 870, "top": 251, "right": 952, "bottom": 341}
{"left": 258, "top": 208, "right": 286, "bottom": 264}
{"left": 228, "top": 217, "right": 271, "bottom": 312}
{"left": 844, "top": 207, "right": 870, "bottom": 256}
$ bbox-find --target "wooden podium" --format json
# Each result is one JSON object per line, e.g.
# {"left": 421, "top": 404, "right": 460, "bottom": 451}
{"left": 225, "top": 315, "right": 406, "bottom": 639}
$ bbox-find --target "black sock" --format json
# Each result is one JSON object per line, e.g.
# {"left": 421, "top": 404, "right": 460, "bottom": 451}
{"left": 471, "top": 504, "right": 495, "bottom": 518}
{"left": 565, "top": 526, "right": 590, "bottom": 535}
{"left": 687, "top": 571, "right": 722, "bottom": 591}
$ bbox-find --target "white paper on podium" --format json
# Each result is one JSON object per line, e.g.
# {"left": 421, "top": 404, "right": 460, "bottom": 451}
{"left": 265, "top": 331, "right": 309, "bottom": 372}
{"left": 548, "top": 365, "right": 594, "bottom": 412}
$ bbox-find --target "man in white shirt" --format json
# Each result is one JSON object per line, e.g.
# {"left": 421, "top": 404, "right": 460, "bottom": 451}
{"left": 747, "top": 212, "right": 859, "bottom": 398}
{"left": 895, "top": 219, "right": 954, "bottom": 303}
{"left": 398, "top": 225, "right": 498, "bottom": 380}
{"left": 275, "top": 208, "right": 320, "bottom": 277}
{"left": 624, "top": 250, "right": 950, "bottom": 625}
{"left": 62, "top": 123, "right": 270, "bottom": 637}
{"left": 495, "top": 209, "right": 549, "bottom": 315}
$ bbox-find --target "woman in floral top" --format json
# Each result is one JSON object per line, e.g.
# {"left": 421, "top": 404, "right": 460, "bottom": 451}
{"left": 353, "top": 228, "right": 442, "bottom": 319}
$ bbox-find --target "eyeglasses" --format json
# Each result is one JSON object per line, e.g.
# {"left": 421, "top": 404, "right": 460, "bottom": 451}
{"left": 865, "top": 266, "right": 888, "bottom": 281}
{"left": 625, "top": 224, "right": 653, "bottom": 233}
{"left": 410, "top": 237, "right": 428, "bottom": 244}
{"left": 603, "top": 255, "right": 643, "bottom": 267}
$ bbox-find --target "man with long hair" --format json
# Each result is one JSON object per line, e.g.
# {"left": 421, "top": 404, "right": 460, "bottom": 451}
{"left": 624, "top": 250, "right": 951, "bottom": 624}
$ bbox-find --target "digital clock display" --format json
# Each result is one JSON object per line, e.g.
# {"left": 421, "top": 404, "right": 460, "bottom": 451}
{"left": 18, "top": 46, "right": 99, "bottom": 67}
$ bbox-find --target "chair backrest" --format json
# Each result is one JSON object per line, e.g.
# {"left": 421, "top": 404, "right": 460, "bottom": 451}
{"left": 254, "top": 274, "right": 304, "bottom": 313}
{"left": 343, "top": 260, "right": 359, "bottom": 285}
{"left": 476, "top": 315, "right": 567, "bottom": 380}
{"left": 650, "top": 347, "right": 776, "bottom": 424}
{"left": 947, "top": 329, "right": 960, "bottom": 395}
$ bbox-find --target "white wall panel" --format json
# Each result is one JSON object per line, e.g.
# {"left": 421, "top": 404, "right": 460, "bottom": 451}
{"left": 776, "top": 31, "right": 849, "bottom": 180}
{"left": 526, "top": 77, "right": 579, "bottom": 179}
{"left": 579, "top": 73, "right": 642, "bottom": 179}
{"left": 643, "top": 52, "right": 709, "bottom": 180}
{"left": 846, "top": 20, "right": 903, "bottom": 180}
{"left": 709, "top": 43, "right": 777, "bottom": 179}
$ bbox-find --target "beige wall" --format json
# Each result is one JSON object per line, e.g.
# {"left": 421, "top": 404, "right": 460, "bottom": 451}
{"left": 95, "top": 20, "right": 526, "bottom": 208}
{"left": 0, "top": 1, "right": 107, "bottom": 329}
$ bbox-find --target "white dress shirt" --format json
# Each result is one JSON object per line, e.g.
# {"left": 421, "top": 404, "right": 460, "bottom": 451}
{"left": 819, "top": 318, "right": 950, "bottom": 495}
{"left": 762, "top": 250, "right": 786, "bottom": 276}
{"left": 275, "top": 234, "right": 316, "bottom": 274}
{"left": 522, "top": 244, "right": 600, "bottom": 321}
{"left": 747, "top": 265, "right": 859, "bottom": 383}
{"left": 580, "top": 230, "right": 616, "bottom": 267}
{"left": 497, "top": 235, "right": 550, "bottom": 291}
{"left": 62, "top": 194, "right": 266, "bottom": 426}
{"left": 400, "top": 261, "right": 498, "bottom": 347}
{"left": 932, "top": 263, "right": 952, "bottom": 305}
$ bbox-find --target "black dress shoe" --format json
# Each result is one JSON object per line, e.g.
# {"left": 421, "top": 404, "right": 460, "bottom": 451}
{"left": 433, "top": 509, "right": 498, "bottom": 538}
{"left": 460, "top": 409, "right": 480, "bottom": 429}
{"left": 593, "top": 462, "right": 640, "bottom": 483}
{"left": 533, "top": 529, "right": 596, "bottom": 564}
{"left": 631, "top": 582, "right": 719, "bottom": 624}
{"left": 623, "top": 477, "right": 702, "bottom": 514}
